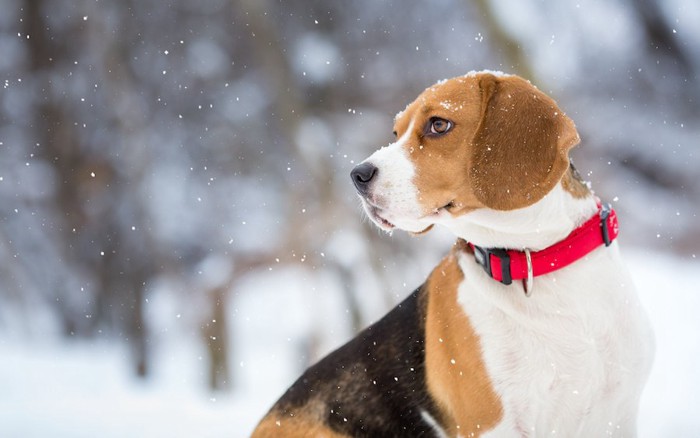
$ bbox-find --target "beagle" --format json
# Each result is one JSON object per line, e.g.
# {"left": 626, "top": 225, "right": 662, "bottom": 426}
{"left": 252, "top": 71, "right": 654, "bottom": 437}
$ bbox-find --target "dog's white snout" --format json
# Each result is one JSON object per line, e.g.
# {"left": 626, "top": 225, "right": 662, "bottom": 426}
{"left": 352, "top": 134, "right": 432, "bottom": 234}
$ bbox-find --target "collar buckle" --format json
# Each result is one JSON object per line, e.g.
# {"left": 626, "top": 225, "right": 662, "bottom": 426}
{"left": 473, "top": 245, "right": 512, "bottom": 285}
{"left": 600, "top": 202, "right": 613, "bottom": 247}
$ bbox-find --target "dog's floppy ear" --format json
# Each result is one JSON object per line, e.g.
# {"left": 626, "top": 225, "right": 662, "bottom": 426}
{"left": 469, "top": 74, "right": 579, "bottom": 211}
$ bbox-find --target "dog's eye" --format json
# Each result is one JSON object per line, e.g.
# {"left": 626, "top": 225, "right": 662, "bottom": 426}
{"left": 392, "top": 130, "right": 397, "bottom": 138}
{"left": 429, "top": 118, "right": 453, "bottom": 135}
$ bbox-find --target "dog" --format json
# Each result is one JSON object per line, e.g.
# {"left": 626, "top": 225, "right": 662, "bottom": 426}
{"left": 251, "top": 71, "right": 654, "bottom": 437}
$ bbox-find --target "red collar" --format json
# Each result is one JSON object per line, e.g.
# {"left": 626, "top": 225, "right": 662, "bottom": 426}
{"left": 467, "top": 202, "right": 618, "bottom": 294}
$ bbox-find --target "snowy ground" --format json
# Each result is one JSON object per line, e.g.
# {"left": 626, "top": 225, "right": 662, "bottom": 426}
{"left": 1, "top": 248, "right": 698, "bottom": 437}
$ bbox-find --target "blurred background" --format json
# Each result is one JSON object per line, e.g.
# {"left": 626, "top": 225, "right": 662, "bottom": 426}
{"left": 1, "top": 0, "right": 699, "bottom": 436}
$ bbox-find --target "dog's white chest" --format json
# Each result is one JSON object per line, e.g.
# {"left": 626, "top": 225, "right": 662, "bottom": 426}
{"left": 456, "top": 246, "right": 653, "bottom": 437}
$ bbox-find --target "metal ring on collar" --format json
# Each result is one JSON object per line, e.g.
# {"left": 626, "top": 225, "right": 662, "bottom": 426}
{"left": 524, "top": 248, "right": 533, "bottom": 297}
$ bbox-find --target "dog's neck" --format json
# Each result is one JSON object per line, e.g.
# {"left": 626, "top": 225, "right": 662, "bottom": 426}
{"left": 442, "top": 183, "right": 599, "bottom": 251}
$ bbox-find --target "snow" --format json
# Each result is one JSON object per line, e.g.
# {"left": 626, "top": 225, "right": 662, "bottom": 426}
{"left": 0, "top": 339, "right": 266, "bottom": 437}
{"left": 464, "top": 69, "right": 512, "bottom": 79}
{"left": 0, "top": 248, "right": 698, "bottom": 436}
{"left": 631, "top": 251, "right": 700, "bottom": 436}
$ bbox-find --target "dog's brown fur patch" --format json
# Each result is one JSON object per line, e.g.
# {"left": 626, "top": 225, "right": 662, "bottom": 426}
{"left": 395, "top": 78, "right": 486, "bottom": 216}
{"left": 424, "top": 244, "right": 503, "bottom": 436}
{"left": 470, "top": 74, "right": 579, "bottom": 210}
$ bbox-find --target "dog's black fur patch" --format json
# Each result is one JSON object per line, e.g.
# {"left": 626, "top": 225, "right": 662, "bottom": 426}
{"left": 267, "top": 286, "right": 444, "bottom": 437}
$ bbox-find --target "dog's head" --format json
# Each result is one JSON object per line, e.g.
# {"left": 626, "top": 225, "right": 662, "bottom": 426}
{"left": 351, "top": 71, "right": 580, "bottom": 235}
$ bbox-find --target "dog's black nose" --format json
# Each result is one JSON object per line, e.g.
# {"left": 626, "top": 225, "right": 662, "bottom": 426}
{"left": 351, "top": 162, "right": 378, "bottom": 195}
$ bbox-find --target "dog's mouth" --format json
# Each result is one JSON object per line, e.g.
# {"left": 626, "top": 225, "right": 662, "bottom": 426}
{"left": 365, "top": 203, "right": 396, "bottom": 231}
{"left": 359, "top": 193, "right": 459, "bottom": 233}
{"left": 360, "top": 198, "right": 438, "bottom": 234}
